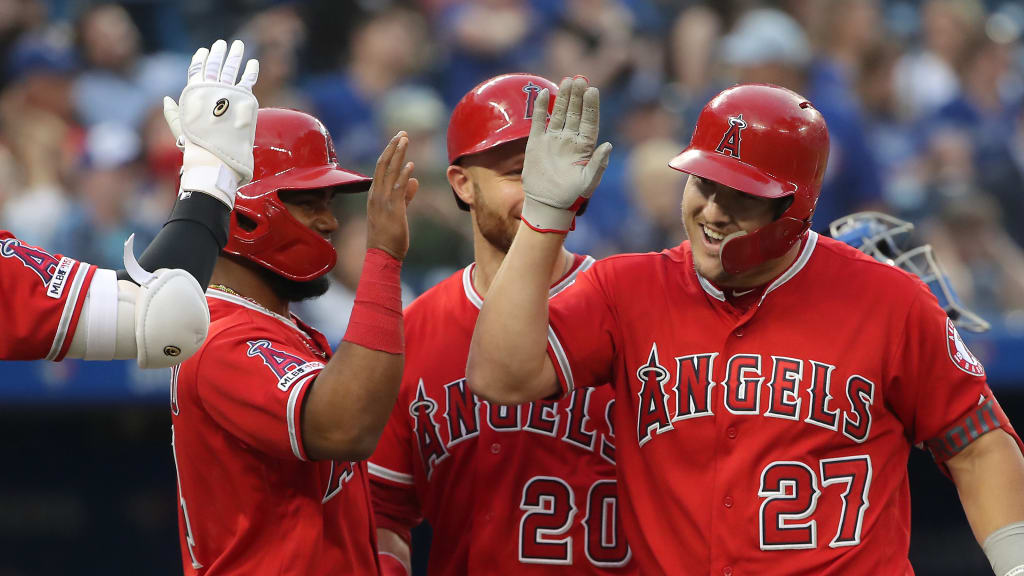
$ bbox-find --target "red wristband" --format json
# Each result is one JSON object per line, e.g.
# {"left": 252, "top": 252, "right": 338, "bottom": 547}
{"left": 342, "top": 249, "right": 403, "bottom": 354}
{"left": 378, "top": 552, "right": 410, "bottom": 576}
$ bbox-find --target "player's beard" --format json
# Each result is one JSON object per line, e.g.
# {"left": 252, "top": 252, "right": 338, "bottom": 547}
{"left": 259, "top": 267, "right": 332, "bottom": 302}
{"left": 473, "top": 182, "right": 518, "bottom": 254}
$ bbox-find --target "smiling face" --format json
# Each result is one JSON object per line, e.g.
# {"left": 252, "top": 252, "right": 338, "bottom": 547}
{"left": 450, "top": 139, "right": 529, "bottom": 254}
{"left": 682, "top": 174, "right": 790, "bottom": 287}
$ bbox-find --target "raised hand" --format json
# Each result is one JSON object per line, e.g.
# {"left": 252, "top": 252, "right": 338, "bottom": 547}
{"left": 520, "top": 76, "right": 613, "bottom": 233}
{"left": 163, "top": 39, "right": 259, "bottom": 209}
{"left": 366, "top": 132, "right": 419, "bottom": 260}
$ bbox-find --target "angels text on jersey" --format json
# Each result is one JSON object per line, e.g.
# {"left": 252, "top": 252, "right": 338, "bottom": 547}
{"left": 409, "top": 378, "right": 617, "bottom": 479}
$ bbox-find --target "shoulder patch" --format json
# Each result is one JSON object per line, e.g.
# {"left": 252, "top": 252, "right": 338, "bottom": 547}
{"left": 946, "top": 318, "right": 984, "bottom": 377}
{"left": 246, "top": 339, "right": 324, "bottom": 391}
{"left": 1, "top": 238, "right": 72, "bottom": 297}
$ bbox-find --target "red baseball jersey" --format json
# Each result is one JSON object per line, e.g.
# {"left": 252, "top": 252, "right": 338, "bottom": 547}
{"left": 544, "top": 233, "right": 1022, "bottom": 576}
{"left": 0, "top": 231, "right": 96, "bottom": 361}
{"left": 170, "top": 288, "right": 379, "bottom": 576}
{"left": 369, "top": 255, "right": 637, "bottom": 575}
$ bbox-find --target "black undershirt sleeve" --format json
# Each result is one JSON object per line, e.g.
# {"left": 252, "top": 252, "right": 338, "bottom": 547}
{"left": 116, "top": 193, "right": 229, "bottom": 288}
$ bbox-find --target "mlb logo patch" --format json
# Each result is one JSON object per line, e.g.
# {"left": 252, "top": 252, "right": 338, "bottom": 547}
{"left": 946, "top": 318, "right": 984, "bottom": 377}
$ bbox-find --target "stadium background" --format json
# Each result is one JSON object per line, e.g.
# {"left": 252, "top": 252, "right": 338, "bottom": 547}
{"left": 1, "top": 0, "right": 1023, "bottom": 573}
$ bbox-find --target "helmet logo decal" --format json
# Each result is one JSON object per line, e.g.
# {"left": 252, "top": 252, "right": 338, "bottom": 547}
{"left": 523, "top": 82, "right": 542, "bottom": 119}
{"left": 716, "top": 114, "right": 747, "bottom": 159}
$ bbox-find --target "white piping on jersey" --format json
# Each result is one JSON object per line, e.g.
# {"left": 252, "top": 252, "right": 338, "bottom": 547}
{"left": 547, "top": 326, "right": 575, "bottom": 395}
{"left": 759, "top": 231, "right": 818, "bottom": 305}
{"left": 367, "top": 462, "right": 415, "bottom": 485}
{"left": 206, "top": 289, "right": 307, "bottom": 336}
{"left": 696, "top": 272, "right": 725, "bottom": 302}
{"left": 460, "top": 255, "right": 596, "bottom": 310}
{"left": 46, "top": 262, "right": 90, "bottom": 360}
{"left": 694, "top": 231, "right": 819, "bottom": 305}
{"left": 287, "top": 371, "right": 318, "bottom": 461}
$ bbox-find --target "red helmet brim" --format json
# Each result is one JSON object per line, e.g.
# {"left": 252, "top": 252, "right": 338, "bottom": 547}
{"left": 669, "top": 149, "right": 795, "bottom": 200}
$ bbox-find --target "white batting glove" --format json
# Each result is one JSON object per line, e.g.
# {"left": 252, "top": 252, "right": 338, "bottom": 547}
{"left": 163, "top": 39, "right": 259, "bottom": 209}
{"left": 521, "top": 76, "right": 613, "bottom": 233}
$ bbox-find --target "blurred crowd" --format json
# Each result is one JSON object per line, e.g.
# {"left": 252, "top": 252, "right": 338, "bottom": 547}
{"left": 2, "top": 0, "right": 1024, "bottom": 333}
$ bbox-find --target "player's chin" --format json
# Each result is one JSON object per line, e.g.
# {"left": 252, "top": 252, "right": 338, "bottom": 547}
{"left": 693, "top": 253, "right": 726, "bottom": 282}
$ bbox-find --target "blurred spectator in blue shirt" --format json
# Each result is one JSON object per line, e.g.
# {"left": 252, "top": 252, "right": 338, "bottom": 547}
{"left": 858, "top": 40, "right": 931, "bottom": 220}
{"left": 804, "top": 0, "right": 886, "bottom": 230}
{"left": 617, "top": 137, "right": 687, "bottom": 253}
{"left": 72, "top": 3, "right": 187, "bottom": 131}
{"left": 305, "top": 6, "right": 431, "bottom": 170}
{"left": 892, "top": 0, "right": 985, "bottom": 121}
{"left": 57, "top": 122, "right": 154, "bottom": 267}
{"left": 435, "top": 0, "right": 545, "bottom": 107}
{"left": 0, "top": 32, "right": 79, "bottom": 248}
{"left": 930, "top": 23, "right": 1024, "bottom": 247}
{"left": 663, "top": 4, "right": 726, "bottom": 142}
{"left": 235, "top": 4, "right": 310, "bottom": 111}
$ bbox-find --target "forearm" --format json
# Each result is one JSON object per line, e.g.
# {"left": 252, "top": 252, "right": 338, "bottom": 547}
{"left": 302, "top": 249, "right": 404, "bottom": 461}
{"left": 468, "top": 222, "right": 564, "bottom": 403}
{"left": 117, "top": 193, "right": 229, "bottom": 288}
{"left": 377, "top": 528, "right": 412, "bottom": 576}
{"left": 949, "top": 429, "right": 1024, "bottom": 542}
{"left": 303, "top": 342, "right": 403, "bottom": 461}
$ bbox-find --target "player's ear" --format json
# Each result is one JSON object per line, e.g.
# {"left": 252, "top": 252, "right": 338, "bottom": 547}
{"left": 447, "top": 164, "right": 474, "bottom": 209}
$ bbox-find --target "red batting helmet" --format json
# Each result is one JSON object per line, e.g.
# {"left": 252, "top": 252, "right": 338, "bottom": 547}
{"left": 447, "top": 73, "right": 558, "bottom": 211}
{"left": 669, "top": 84, "right": 829, "bottom": 275}
{"left": 224, "top": 108, "right": 372, "bottom": 281}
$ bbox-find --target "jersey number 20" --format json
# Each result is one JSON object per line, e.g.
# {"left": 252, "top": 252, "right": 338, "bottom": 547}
{"left": 519, "top": 476, "right": 631, "bottom": 567}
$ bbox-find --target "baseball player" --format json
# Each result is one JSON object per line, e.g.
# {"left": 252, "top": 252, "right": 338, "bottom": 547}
{"left": 0, "top": 40, "right": 260, "bottom": 370}
{"left": 169, "top": 107, "right": 417, "bottom": 575}
{"left": 467, "top": 79, "right": 1024, "bottom": 575}
{"left": 368, "top": 73, "right": 635, "bottom": 576}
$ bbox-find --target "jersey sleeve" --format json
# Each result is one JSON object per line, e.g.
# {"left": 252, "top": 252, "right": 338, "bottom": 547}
{"left": 0, "top": 234, "right": 96, "bottom": 361}
{"left": 546, "top": 263, "right": 619, "bottom": 397}
{"left": 886, "top": 285, "right": 1023, "bottom": 465}
{"left": 368, "top": 385, "right": 423, "bottom": 542}
{"left": 193, "top": 324, "right": 326, "bottom": 461}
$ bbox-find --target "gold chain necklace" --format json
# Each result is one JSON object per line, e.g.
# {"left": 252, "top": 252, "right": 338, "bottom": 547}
{"left": 209, "top": 284, "right": 275, "bottom": 314}
{"left": 209, "top": 284, "right": 327, "bottom": 359}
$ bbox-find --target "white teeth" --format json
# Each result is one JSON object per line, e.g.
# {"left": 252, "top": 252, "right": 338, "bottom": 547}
{"left": 703, "top": 225, "right": 724, "bottom": 241}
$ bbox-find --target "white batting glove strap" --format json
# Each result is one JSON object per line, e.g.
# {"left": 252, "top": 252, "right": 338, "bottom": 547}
{"left": 520, "top": 77, "right": 612, "bottom": 234}
{"left": 179, "top": 151, "right": 240, "bottom": 209}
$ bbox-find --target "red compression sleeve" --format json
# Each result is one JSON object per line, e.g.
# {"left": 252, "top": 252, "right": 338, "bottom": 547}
{"left": 343, "top": 249, "right": 404, "bottom": 354}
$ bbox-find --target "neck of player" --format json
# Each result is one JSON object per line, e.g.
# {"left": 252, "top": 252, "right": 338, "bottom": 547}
{"left": 472, "top": 233, "right": 574, "bottom": 299}
{"left": 209, "top": 256, "right": 291, "bottom": 317}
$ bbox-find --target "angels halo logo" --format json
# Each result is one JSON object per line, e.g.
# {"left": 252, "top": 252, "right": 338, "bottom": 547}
{"left": 946, "top": 317, "right": 984, "bottom": 376}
